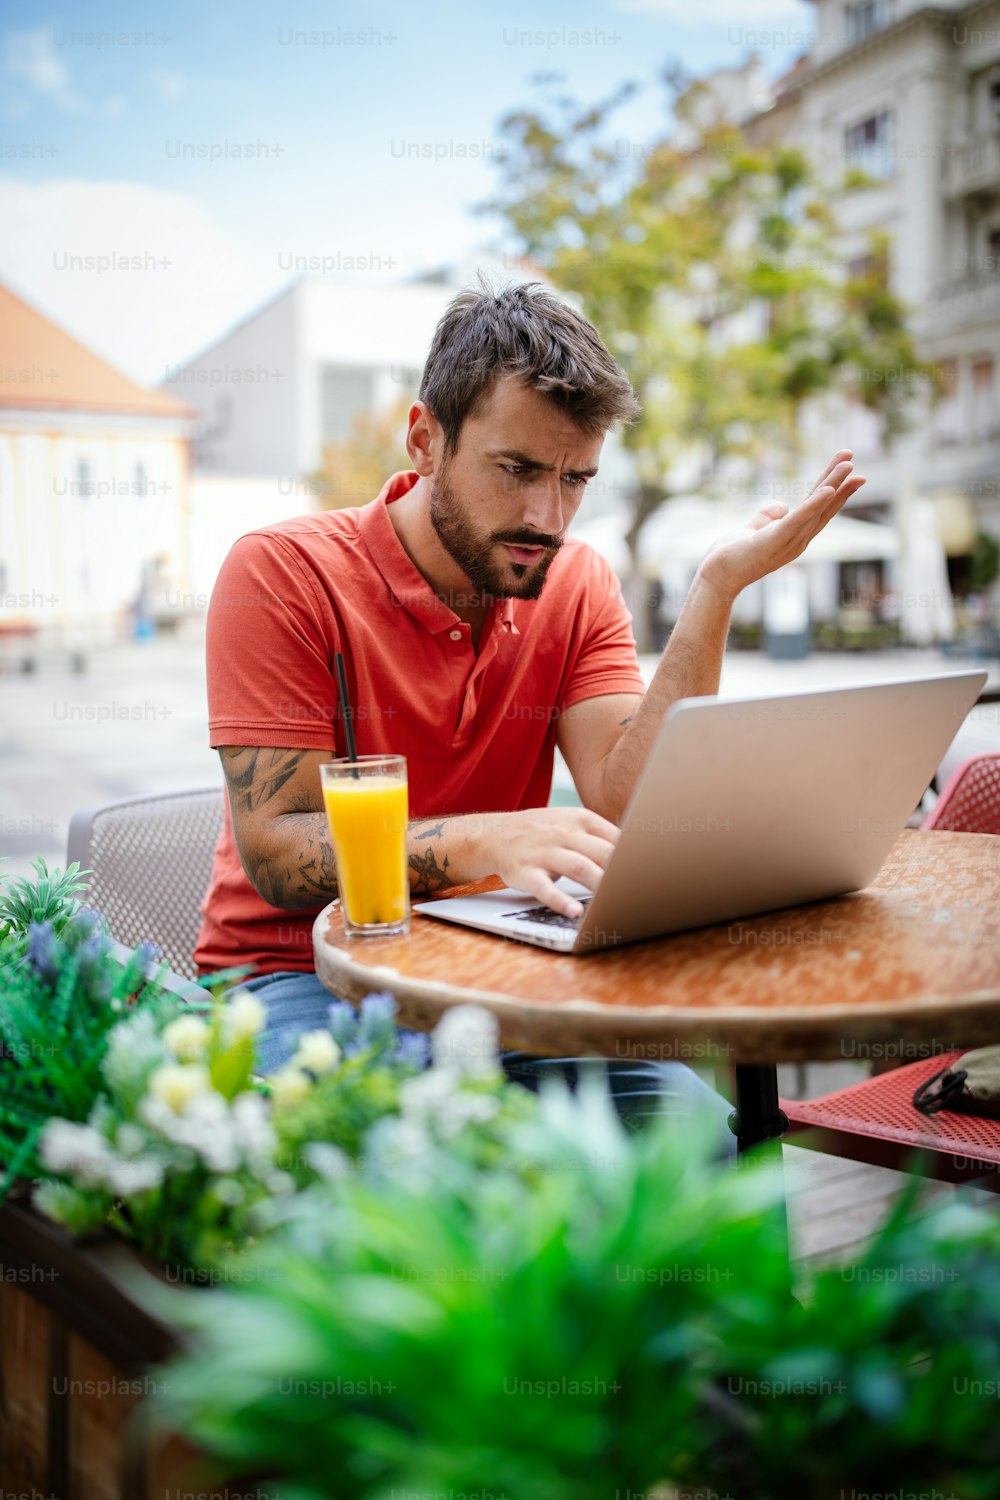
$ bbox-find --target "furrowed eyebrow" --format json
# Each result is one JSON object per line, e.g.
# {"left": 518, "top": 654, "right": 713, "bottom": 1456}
{"left": 488, "top": 448, "right": 599, "bottom": 479}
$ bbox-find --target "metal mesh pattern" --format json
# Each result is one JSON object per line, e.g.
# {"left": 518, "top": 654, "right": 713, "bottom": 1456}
{"left": 68, "top": 789, "right": 224, "bottom": 980}
{"left": 924, "top": 753, "right": 1000, "bottom": 835}
{"left": 783, "top": 1052, "right": 1000, "bottom": 1162}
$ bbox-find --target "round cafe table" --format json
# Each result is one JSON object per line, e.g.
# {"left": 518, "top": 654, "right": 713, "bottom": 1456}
{"left": 313, "top": 829, "right": 1000, "bottom": 1160}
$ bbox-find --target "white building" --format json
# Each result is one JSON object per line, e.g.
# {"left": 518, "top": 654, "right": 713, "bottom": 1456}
{"left": 744, "top": 0, "right": 1000, "bottom": 596}
{"left": 161, "top": 252, "right": 637, "bottom": 524}
{"left": 0, "top": 280, "right": 197, "bottom": 645}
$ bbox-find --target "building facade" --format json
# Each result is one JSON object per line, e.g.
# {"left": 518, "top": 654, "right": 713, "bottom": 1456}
{"left": 0, "top": 282, "right": 197, "bottom": 646}
{"left": 744, "top": 0, "right": 1000, "bottom": 597}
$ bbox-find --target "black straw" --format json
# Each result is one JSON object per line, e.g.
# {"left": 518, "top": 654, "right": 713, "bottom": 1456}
{"left": 334, "top": 651, "right": 360, "bottom": 776}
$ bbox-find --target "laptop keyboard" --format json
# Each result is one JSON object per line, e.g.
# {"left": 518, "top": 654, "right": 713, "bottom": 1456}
{"left": 500, "top": 896, "right": 591, "bottom": 930}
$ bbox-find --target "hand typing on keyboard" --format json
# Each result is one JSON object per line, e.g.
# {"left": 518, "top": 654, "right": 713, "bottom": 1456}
{"left": 501, "top": 897, "right": 592, "bottom": 930}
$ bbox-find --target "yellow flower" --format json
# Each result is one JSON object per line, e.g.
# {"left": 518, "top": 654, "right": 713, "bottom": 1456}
{"left": 224, "top": 991, "right": 267, "bottom": 1042}
{"left": 268, "top": 1066, "right": 312, "bottom": 1110}
{"left": 291, "top": 1030, "right": 341, "bottom": 1077}
{"left": 162, "top": 1014, "right": 210, "bottom": 1062}
{"left": 148, "top": 1064, "right": 211, "bottom": 1114}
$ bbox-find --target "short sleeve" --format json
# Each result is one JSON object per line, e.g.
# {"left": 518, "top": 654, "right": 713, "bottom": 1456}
{"left": 558, "top": 548, "right": 646, "bottom": 713}
{"left": 206, "top": 533, "right": 339, "bottom": 749}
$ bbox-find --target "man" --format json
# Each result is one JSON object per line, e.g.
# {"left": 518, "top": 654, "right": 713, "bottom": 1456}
{"left": 195, "top": 280, "right": 864, "bottom": 1123}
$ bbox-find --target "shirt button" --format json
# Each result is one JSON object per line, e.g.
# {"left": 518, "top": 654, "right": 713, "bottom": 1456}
{"left": 449, "top": 629, "right": 462, "bottom": 641}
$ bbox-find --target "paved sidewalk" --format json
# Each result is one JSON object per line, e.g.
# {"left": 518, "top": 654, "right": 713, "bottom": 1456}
{"left": 1, "top": 634, "right": 996, "bottom": 882}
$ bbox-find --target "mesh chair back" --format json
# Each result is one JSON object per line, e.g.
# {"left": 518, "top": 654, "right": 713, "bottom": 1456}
{"left": 923, "top": 753, "right": 1000, "bottom": 835}
{"left": 67, "top": 788, "right": 225, "bottom": 980}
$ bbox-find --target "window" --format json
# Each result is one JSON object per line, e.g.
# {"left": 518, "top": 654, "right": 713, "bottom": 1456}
{"left": 845, "top": 111, "right": 894, "bottom": 179}
{"left": 320, "top": 366, "right": 375, "bottom": 445}
{"left": 971, "top": 358, "right": 995, "bottom": 439}
{"left": 932, "top": 359, "right": 961, "bottom": 445}
{"left": 846, "top": 0, "right": 894, "bottom": 45}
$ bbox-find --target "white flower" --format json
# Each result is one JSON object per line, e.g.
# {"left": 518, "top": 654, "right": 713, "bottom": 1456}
{"left": 102, "top": 1009, "right": 166, "bottom": 1098}
{"left": 291, "top": 1030, "right": 341, "bottom": 1076}
{"left": 105, "top": 1157, "right": 164, "bottom": 1196}
{"left": 162, "top": 1014, "right": 210, "bottom": 1062}
{"left": 147, "top": 1063, "right": 212, "bottom": 1114}
{"left": 40, "top": 1119, "right": 113, "bottom": 1185}
{"left": 302, "top": 1142, "right": 351, "bottom": 1181}
{"left": 230, "top": 1091, "right": 276, "bottom": 1171}
{"left": 223, "top": 990, "right": 267, "bottom": 1042}
{"left": 431, "top": 1005, "right": 500, "bottom": 1079}
{"left": 115, "top": 1123, "right": 147, "bottom": 1156}
{"left": 268, "top": 1066, "right": 312, "bottom": 1110}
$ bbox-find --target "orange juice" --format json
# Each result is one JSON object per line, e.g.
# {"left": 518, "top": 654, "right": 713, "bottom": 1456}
{"left": 322, "top": 776, "right": 409, "bottom": 929}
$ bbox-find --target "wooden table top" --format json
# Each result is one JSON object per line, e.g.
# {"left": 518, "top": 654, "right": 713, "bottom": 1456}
{"left": 312, "top": 829, "right": 1000, "bottom": 1064}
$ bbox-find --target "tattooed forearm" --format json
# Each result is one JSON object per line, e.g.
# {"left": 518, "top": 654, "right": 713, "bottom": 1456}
{"left": 263, "top": 811, "right": 340, "bottom": 909}
{"left": 220, "top": 747, "right": 310, "bottom": 813}
{"left": 408, "top": 818, "right": 458, "bottom": 895}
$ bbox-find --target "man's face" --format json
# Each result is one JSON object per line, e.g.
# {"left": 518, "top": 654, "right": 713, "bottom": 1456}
{"left": 428, "top": 376, "right": 604, "bottom": 601}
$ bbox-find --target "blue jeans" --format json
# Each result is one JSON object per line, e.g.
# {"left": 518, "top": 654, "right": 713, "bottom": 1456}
{"left": 232, "top": 969, "right": 735, "bottom": 1155}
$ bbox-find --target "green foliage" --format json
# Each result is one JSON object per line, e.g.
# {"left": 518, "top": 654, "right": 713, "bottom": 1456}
{"left": 481, "top": 72, "right": 931, "bottom": 548}
{"left": 970, "top": 530, "right": 1000, "bottom": 592}
{"left": 154, "top": 1076, "right": 1000, "bottom": 1498}
{"left": 0, "top": 908, "right": 169, "bottom": 1199}
{"left": 0, "top": 856, "right": 92, "bottom": 954}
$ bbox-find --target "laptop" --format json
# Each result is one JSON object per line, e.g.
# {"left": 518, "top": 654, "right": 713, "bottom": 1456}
{"left": 411, "top": 670, "right": 988, "bottom": 954}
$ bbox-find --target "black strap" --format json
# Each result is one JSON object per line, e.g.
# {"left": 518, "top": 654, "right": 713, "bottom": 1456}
{"left": 913, "top": 1067, "right": 968, "bottom": 1116}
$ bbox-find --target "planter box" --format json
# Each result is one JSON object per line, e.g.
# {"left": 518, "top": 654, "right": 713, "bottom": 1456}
{"left": 0, "top": 1194, "right": 253, "bottom": 1500}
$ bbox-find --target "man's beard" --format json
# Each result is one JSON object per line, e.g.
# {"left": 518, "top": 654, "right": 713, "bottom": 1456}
{"left": 428, "top": 469, "right": 562, "bottom": 602}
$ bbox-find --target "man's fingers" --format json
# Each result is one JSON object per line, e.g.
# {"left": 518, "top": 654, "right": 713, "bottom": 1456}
{"left": 810, "top": 449, "right": 853, "bottom": 495}
{"left": 523, "top": 869, "right": 590, "bottom": 920}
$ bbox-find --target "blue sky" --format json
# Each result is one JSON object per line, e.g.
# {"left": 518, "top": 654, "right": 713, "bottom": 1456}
{"left": 1, "top": 0, "right": 815, "bottom": 383}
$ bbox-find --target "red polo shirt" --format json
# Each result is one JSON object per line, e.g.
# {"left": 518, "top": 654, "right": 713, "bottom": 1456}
{"left": 194, "top": 470, "right": 645, "bottom": 974}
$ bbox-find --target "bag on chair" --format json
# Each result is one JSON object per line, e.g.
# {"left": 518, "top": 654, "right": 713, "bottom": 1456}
{"left": 913, "top": 1045, "right": 1000, "bottom": 1121}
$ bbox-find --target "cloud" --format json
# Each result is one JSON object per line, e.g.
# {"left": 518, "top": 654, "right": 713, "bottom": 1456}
{"left": 151, "top": 69, "right": 186, "bottom": 102}
{"left": 5, "top": 26, "right": 84, "bottom": 110}
{"left": 0, "top": 176, "right": 277, "bottom": 385}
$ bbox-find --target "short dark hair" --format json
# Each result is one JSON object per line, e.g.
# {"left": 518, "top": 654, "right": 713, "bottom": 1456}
{"left": 418, "top": 275, "right": 641, "bottom": 452}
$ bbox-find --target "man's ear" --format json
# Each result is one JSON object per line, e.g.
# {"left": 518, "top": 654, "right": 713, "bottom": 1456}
{"left": 405, "top": 400, "right": 441, "bottom": 477}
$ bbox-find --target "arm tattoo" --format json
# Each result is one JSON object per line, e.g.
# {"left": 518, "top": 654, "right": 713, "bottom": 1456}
{"left": 619, "top": 714, "right": 635, "bottom": 728}
{"left": 409, "top": 819, "right": 458, "bottom": 895}
{"left": 220, "top": 747, "right": 308, "bottom": 813}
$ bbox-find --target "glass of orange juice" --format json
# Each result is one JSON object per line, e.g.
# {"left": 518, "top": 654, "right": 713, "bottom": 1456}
{"left": 320, "top": 755, "right": 409, "bottom": 938}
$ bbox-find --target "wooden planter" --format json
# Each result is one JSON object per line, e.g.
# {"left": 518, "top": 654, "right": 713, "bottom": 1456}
{"left": 0, "top": 1193, "right": 247, "bottom": 1500}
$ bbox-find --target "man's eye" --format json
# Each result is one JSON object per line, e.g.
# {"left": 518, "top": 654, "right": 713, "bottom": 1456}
{"left": 563, "top": 474, "right": 590, "bottom": 488}
{"left": 500, "top": 464, "right": 531, "bottom": 478}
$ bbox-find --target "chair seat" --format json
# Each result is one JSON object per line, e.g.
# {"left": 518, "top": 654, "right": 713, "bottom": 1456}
{"left": 782, "top": 1052, "right": 1000, "bottom": 1170}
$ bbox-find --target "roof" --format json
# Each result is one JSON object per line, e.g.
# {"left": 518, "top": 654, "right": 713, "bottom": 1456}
{"left": 0, "top": 281, "right": 197, "bottom": 420}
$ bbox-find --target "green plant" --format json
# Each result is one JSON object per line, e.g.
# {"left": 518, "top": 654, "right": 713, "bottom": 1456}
{"left": 155, "top": 1073, "right": 1000, "bottom": 1500}
{"left": 0, "top": 856, "right": 92, "bottom": 953}
{"left": 0, "top": 908, "right": 168, "bottom": 1197}
{"left": 970, "top": 530, "right": 1000, "bottom": 593}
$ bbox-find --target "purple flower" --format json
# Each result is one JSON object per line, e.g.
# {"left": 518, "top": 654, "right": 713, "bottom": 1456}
{"left": 26, "top": 921, "right": 59, "bottom": 985}
{"left": 395, "top": 1031, "right": 431, "bottom": 1070}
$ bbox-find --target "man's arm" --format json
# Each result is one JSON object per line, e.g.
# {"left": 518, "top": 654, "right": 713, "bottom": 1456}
{"left": 220, "top": 746, "right": 618, "bottom": 917}
{"left": 559, "top": 451, "right": 866, "bottom": 824}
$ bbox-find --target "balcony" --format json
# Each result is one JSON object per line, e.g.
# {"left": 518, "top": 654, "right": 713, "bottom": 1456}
{"left": 943, "top": 131, "right": 1000, "bottom": 199}
{"left": 918, "top": 271, "right": 1000, "bottom": 338}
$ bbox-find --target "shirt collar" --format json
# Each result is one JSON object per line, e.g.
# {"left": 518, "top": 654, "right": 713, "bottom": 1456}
{"left": 359, "top": 471, "right": 519, "bottom": 639}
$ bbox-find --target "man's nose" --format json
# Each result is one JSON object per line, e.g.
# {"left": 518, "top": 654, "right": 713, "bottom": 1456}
{"left": 521, "top": 476, "right": 566, "bottom": 537}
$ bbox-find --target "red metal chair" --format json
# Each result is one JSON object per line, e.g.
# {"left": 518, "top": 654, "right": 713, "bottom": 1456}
{"left": 923, "top": 752, "right": 1000, "bottom": 835}
{"left": 781, "top": 753, "right": 1000, "bottom": 1188}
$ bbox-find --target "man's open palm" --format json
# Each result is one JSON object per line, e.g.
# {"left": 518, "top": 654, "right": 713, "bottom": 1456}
{"left": 697, "top": 450, "right": 867, "bottom": 604}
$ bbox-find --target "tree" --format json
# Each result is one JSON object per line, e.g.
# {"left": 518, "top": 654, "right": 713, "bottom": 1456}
{"left": 307, "top": 397, "right": 413, "bottom": 511}
{"left": 481, "top": 70, "right": 937, "bottom": 643}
